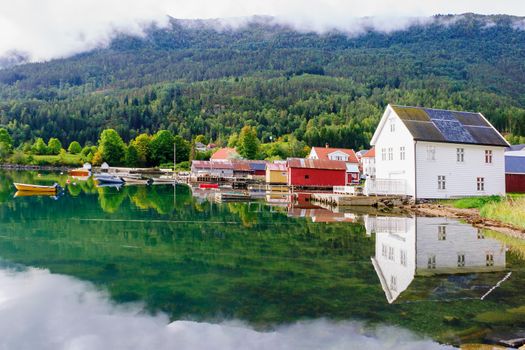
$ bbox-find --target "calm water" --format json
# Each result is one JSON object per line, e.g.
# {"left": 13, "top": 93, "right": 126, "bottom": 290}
{"left": 0, "top": 170, "right": 524, "bottom": 349}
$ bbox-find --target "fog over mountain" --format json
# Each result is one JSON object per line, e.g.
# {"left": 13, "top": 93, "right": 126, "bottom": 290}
{"left": 0, "top": 0, "right": 524, "bottom": 64}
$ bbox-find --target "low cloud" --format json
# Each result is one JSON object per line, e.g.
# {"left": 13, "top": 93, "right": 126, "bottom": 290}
{"left": 0, "top": 0, "right": 524, "bottom": 64}
{"left": 0, "top": 266, "right": 454, "bottom": 350}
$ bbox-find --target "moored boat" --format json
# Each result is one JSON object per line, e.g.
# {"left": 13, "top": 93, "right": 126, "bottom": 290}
{"left": 13, "top": 183, "right": 60, "bottom": 193}
{"left": 68, "top": 168, "right": 90, "bottom": 177}
{"left": 93, "top": 174, "right": 125, "bottom": 184}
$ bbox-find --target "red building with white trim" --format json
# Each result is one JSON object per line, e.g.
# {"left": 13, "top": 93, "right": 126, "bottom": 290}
{"left": 287, "top": 158, "right": 347, "bottom": 188}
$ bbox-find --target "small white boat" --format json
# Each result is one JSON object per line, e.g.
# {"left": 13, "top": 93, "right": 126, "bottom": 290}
{"left": 94, "top": 174, "right": 125, "bottom": 184}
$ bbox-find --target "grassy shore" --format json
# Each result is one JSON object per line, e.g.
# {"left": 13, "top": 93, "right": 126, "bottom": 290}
{"left": 6, "top": 152, "right": 83, "bottom": 167}
{"left": 445, "top": 194, "right": 525, "bottom": 230}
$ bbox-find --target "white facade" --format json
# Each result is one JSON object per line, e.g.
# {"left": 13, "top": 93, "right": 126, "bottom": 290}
{"left": 370, "top": 216, "right": 506, "bottom": 303}
{"left": 370, "top": 104, "right": 508, "bottom": 199}
{"left": 362, "top": 156, "right": 375, "bottom": 178}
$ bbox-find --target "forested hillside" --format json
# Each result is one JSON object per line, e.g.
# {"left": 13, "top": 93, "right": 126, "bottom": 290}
{"left": 0, "top": 13, "right": 524, "bottom": 148}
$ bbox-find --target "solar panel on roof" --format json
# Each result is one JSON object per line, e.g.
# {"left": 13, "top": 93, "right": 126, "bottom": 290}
{"left": 452, "top": 112, "right": 489, "bottom": 127}
{"left": 432, "top": 119, "right": 476, "bottom": 143}
{"left": 424, "top": 108, "right": 457, "bottom": 121}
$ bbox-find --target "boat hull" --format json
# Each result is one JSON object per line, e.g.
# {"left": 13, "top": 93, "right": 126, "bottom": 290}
{"left": 13, "top": 183, "right": 58, "bottom": 193}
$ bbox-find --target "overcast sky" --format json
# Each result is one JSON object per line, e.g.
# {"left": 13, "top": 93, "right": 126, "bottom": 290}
{"left": 0, "top": 0, "right": 524, "bottom": 62}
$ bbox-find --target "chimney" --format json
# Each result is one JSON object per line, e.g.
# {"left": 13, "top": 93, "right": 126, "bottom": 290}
{"left": 325, "top": 143, "right": 329, "bottom": 148}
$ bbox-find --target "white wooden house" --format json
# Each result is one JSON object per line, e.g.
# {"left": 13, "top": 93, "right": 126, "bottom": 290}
{"left": 370, "top": 216, "right": 506, "bottom": 303}
{"left": 368, "top": 104, "right": 509, "bottom": 199}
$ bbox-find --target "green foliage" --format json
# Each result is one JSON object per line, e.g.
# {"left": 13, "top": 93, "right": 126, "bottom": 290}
{"left": 98, "top": 129, "right": 126, "bottom": 165}
{"left": 480, "top": 196, "right": 525, "bottom": 229}
{"left": 237, "top": 125, "right": 260, "bottom": 160}
{"left": 450, "top": 196, "right": 502, "bottom": 209}
{"left": 131, "top": 133, "right": 151, "bottom": 167}
{"left": 0, "top": 16, "right": 524, "bottom": 150}
{"left": 47, "top": 137, "right": 62, "bottom": 155}
{"left": 150, "top": 130, "right": 174, "bottom": 165}
{"left": 227, "top": 133, "right": 238, "bottom": 148}
{"left": 125, "top": 144, "right": 140, "bottom": 167}
{"left": 194, "top": 134, "right": 207, "bottom": 144}
{"left": 0, "top": 128, "right": 13, "bottom": 160}
{"left": 31, "top": 138, "right": 48, "bottom": 155}
{"left": 68, "top": 141, "right": 82, "bottom": 154}
{"left": 174, "top": 135, "right": 190, "bottom": 164}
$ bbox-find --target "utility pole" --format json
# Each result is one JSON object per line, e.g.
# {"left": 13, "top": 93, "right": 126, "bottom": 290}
{"left": 173, "top": 142, "right": 176, "bottom": 177}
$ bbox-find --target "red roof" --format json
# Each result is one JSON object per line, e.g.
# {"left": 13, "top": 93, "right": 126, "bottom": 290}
{"left": 192, "top": 160, "right": 234, "bottom": 169}
{"left": 287, "top": 158, "right": 347, "bottom": 170}
{"left": 310, "top": 147, "right": 358, "bottom": 163}
{"left": 210, "top": 147, "right": 239, "bottom": 160}
{"left": 362, "top": 148, "right": 375, "bottom": 158}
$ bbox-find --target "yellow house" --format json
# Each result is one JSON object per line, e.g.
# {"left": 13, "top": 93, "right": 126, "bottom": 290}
{"left": 266, "top": 162, "right": 288, "bottom": 184}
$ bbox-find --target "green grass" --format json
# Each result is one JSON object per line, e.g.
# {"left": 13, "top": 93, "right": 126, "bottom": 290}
{"left": 31, "top": 154, "right": 83, "bottom": 166}
{"left": 446, "top": 196, "right": 503, "bottom": 209}
{"left": 480, "top": 196, "right": 525, "bottom": 230}
{"left": 6, "top": 152, "right": 83, "bottom": 167}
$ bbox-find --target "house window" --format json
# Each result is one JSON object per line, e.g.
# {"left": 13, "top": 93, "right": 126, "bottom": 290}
{"left": 477, "top": 177, "right": 485, "bottom": 191}
{"left": 485, "top": 150, "right": 493, "bottom": 164}
{"left": 457, "top": 254, "right": 465, "bottom": 267}
{"left": 388, "top": 147, "right": 393, "bottom": 161}
{"left": 381, "top": 148, "right": 386, "bottom": 161}
{"left": 456, "top": 148, "right": 464, "bottom": 162}
{"left": 390, "top": 119, "right": 396, "bottom": 132}
{"left": 382, "top": 244, "right": 387, "bottom": 258}
{"left": 438, "top": 225, "right": 446, "bottom": 240}
{"left": 438, "top": 175, "right": 446, "bottom": 190}
{"left": 400, "top": 250, "right": 407, "bottom": 267}
{"left": 427, "top": 255, "right": 436, "bottom": 269}
{"left": 477, "top": 229, "right": 485, "bottom": 239}
{"left": 388, "top": 246, "right": 395, "bottom": 261}
{"left": 400, "top": 146, "right": 405, "bottom": 160}
{"left": 390, "top": 275, "right": 397, "bottom": 292}
{"left": 486, "top": 253, "right": 494, "bottom": 267}
{"left": 427, "top": 146, "right": 436, "bottom": 160}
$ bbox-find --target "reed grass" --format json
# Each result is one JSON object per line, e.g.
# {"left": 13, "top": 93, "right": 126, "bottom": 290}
{"left": 480, "top": 196, "right": 525, "bottom": 230}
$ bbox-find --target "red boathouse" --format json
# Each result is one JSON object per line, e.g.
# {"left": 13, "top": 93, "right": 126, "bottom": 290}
{"left": 287, "top": 158, "right": 347, "bottom": 188}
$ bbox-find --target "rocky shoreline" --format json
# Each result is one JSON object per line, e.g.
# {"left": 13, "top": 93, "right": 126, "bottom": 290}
{"left": 407, "top": 203, "right": 525, "bottom": 239}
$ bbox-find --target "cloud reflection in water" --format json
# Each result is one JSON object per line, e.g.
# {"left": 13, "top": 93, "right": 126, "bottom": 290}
{"left": 0, "top": 267, "right": 455, "bottom": 350}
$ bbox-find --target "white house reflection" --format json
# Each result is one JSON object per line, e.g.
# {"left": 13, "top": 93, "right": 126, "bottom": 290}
{"left": 368, "top": 216, "right": 506, "bottom": 303}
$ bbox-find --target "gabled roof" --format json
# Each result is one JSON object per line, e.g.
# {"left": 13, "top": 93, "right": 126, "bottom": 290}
{"left": 505, "top": 156, "right": 525, "bottom": 174}
{"left": 372, "top": 104, "right": 509, "bottom": 147}
{"left": 310, "top": 147, "right": 359, "bottom": 163}
{"left": 287, "top": 158, "right": 347, "bottom": 170}
{"left": 362, "top": 148, "right": 375, "bottom": 158}
{"left": 210, "top": 147, "right": 240, "bottom": 160}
